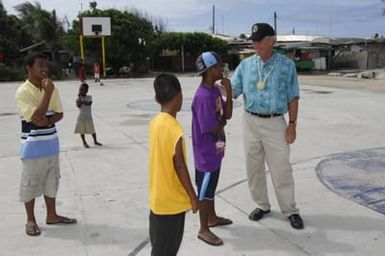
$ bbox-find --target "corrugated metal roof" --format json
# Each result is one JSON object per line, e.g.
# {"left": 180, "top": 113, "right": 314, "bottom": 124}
{"left": 211, "top": 33, "right": 238, "bottom": 42}
{"left": 276, "top": 35, "right": 322, "bottom": 42}
{"left": 211, "top": 33, "right": 384, "bottom": 46}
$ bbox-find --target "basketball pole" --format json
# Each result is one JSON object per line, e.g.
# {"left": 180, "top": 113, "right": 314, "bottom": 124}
{"left": 80, "top": 17, "right": 110, "bottom": 78}
{"left": 101, "top": 36, "right": 106, "bottom": 78}
{"left": 80, "top": 35, "right": 84, "bottom": 60}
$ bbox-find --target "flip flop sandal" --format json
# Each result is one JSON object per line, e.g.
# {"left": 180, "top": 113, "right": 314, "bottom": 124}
{"left": 197, "top": 232, "right": 224, "bottom": 246}
{"left": 208, "top": 217, "right": 233, "bottom": 228}
{"left": 46, "top": 217, "right": 77, "bottom": 225}
{"left": 26, "top": 223, "right": 41, "bottom": 236}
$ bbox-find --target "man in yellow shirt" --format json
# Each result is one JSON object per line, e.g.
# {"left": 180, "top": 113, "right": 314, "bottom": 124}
{"left": 149, "top": 74, "right": 198, "bottom": 255}
{"left": 15, "top": 52, "right": 77, "bottom": 236}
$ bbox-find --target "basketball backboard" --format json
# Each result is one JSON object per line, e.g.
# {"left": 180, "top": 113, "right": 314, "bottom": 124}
{"left": 81, "top": 17, "right": 111, "bottom": 37}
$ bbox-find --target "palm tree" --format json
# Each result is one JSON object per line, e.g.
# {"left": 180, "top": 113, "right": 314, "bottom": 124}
{"left": 15, "top": 1, "right": 64, "bottom": 58}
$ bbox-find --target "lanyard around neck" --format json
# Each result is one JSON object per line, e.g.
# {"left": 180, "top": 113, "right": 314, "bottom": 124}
{"left": 257, "top": 57, "right": 277, "bottom": 85}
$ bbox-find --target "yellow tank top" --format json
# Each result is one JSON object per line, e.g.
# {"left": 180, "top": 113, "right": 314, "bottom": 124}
{"left": 148, "top": 112, "right": 191, "bottom": 214}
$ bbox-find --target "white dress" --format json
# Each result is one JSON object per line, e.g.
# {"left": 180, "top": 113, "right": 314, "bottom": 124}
{"left": 74, "top": 95, "right": 96, "bottom": 134}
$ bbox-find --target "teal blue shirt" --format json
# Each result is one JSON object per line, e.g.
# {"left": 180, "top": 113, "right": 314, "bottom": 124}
{"left": 231, "top": 52, "right": 299, "bottom": 114}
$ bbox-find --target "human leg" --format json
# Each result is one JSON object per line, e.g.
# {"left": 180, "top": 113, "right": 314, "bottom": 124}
{"left": 149, "top": 211, "right": 186, "bottom": 256}
{"left": 92, "top": 133, "right": 102, "bottom": 146}
{"left": 44, "top": 195, "right": 58, "bottom": 220}
{"left": 197, "top": 200, "right": 223, "bottom": 246}
{"left": 195, "top": 170, "right": 223, "bottom": 246}
{"left": 262, "top": 117, "right": 303, "bottom": 229}
{"left": 20, "top": 158, "right": 45, "bottom": 236}
{"left": 44, "top": 155, "right": 77, "bottom": 225}
{"left": 242, "top": 113, "right": 270, "bottom": 211}
{"left": 263, "top": 117, "right": 298, "bottom": 216}
{"left": 198, "top": 199, "right": 210, "bottom": 232}
{"left": 207, "top": 200, "right": 232, "bottom": 227}
{"left": 24, "top": 199, "right": 41, "bottom": 236}
{"left": 80, "top": 134, "right": 89, "bottom": 148}
{"left": 44, "top": 196, "right": 77, "bottom": 224}
{"left": 25, "top": 199, "right": 36, "bottom": 223}
{"left": 205, "top": 170, "right": 232, "bottom": 227}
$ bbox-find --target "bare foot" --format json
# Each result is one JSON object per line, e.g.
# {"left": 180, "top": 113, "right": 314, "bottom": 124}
{"left": 83, "top": 143, "right": 90, "bottom": 148}
{"left": 94, "top": 142, "right": 103, "bottom": 146}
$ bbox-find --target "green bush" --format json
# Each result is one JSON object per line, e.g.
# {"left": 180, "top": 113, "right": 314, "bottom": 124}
{"left": 0, "top": 63, "right": 25, "bottom": 81}
{"left": 0, "top": 62, "right": 67, "bottom": 81}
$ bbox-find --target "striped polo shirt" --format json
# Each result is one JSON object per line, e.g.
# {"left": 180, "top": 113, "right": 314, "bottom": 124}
{"left": 15, "top": 80, "right": 63, "bottom": 159}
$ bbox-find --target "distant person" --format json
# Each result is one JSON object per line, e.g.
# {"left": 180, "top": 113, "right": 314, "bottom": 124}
{"left": 231, "top": 23, "right": 304, "bottom": 229}
{"left": 192, "top": 52, "right": 233, "bottom": 246}
{"left": 15, "top": 52, "right": 77, "bottom": 236}
{"left": 149, "top": 74, "right": 198, "bottom": 256}
{"left": 74, "top": 83, "right": 102, "bottom": 148}
{"left": 93, "top": 62, "right": 103, "bottom": 85}
{"left": 68, "top": 57, "right": 74, "bottom": 76}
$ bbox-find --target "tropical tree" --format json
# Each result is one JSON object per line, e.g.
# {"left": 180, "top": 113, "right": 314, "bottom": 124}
{"left": 153, "top": 32, "right": 229, "bottom": 56}
{"left": 89, "top": 1, "right": 97, "bottom": 11}
{"left": 0, "top": 0, "right": 32, "bottom": 80}
{"left": 14, "top": 1, "right": 64, "bottom": 58}
{"left": 63, "top": 6, "right": 157, "bottom": 75}
{"left": 0, "top": 1, "right": 30, "bottom": 62}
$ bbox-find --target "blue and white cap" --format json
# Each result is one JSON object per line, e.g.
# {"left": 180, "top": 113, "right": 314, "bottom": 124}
{"left": 195, "top": 51, "right": 221, "bottom": 75}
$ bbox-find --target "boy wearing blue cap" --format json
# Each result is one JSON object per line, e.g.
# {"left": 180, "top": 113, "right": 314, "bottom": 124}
{"left": 192, "top": 51, "right": 233, "bottom": 246}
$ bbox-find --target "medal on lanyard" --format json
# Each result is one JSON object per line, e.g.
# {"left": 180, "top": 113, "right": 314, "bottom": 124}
{"left": 257, "top": 81, "right": 265, "bottom": 90}
{"left": 256, "top": 58, "right": 277, "bottom": 90}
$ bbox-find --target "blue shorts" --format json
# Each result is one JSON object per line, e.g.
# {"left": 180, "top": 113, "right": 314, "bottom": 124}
{"left": 195, "top": 169, "right": 220, "bottom": 201}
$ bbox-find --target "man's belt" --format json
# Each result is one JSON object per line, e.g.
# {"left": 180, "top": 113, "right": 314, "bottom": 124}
{"left": 246, "top": 110, "right": 282, "bottom": 118}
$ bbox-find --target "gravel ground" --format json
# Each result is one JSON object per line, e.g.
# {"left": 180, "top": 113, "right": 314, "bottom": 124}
{"left": 299, "top": 74, "right": 385, "bottom": 93}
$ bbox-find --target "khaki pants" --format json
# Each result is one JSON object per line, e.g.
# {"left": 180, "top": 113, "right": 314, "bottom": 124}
{"left": 242, "top": 112, "right": 298, "bottom": 216}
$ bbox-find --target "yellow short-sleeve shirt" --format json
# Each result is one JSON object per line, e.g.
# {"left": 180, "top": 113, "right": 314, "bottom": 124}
{"left": 15, "top": 80, "right": 63, "bottom": 122}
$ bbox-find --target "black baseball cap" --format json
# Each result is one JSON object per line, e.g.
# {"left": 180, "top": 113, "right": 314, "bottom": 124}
{"left": 248, "top": 23, "right": 275, "bottom": 42}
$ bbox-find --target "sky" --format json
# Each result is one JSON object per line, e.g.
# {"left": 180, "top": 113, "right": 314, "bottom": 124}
{"left": 3, "top": 0, "right": 385, "bottom": 38}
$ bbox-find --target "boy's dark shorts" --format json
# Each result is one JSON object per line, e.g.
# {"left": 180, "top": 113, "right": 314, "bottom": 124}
{"left": 195, "top": 169, "right": 220, "bottom": 201}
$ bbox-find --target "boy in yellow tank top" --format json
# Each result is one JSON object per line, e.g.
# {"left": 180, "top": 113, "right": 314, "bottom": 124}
{"left": 148, "top": 74, "right": 198, "bottom": 256}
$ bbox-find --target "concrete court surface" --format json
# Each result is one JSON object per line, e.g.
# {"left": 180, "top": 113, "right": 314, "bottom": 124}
{"left": 0, "top": 76, "right": 385, "bottom": 256}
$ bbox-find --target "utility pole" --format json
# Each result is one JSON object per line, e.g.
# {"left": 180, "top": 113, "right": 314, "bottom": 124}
{"left": 274, "top": 11, "right": 277, "bottom": 35}
{"left": 212, "top": 5, "right": 215, "bottom": 34}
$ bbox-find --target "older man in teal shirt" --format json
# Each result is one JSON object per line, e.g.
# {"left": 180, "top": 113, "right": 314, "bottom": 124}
{"left": 231, "top": 23, "right": 303, "bottom": 229}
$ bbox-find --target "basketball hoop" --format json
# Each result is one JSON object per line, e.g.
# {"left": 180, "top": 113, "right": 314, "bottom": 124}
{"left": 80, "top": 17, "right": 111, "bottom": 78}
{"left": 81, "top": 17, "right": 110, "bottom": 37}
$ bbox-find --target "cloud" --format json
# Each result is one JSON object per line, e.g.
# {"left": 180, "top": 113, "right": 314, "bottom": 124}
{"left": 104, "top": 0, "right": 210, "bottom": 19}
{"left": 2, "top": 0, "right": 384, "bottom": 37}
{"left": 240, "top": 0, "right": 380, "bottom": 7}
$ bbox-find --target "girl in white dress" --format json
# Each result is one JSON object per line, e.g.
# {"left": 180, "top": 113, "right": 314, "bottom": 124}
{"left": 74, "top": 83, "right": 102, "bottom": 148}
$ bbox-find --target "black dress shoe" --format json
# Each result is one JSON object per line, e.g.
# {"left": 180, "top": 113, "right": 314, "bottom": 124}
{"left": 249, "top": 208, "right": 270, "bottom": 221}
{"left": 288, "top": 214, "right": 304, "bottom": 229}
